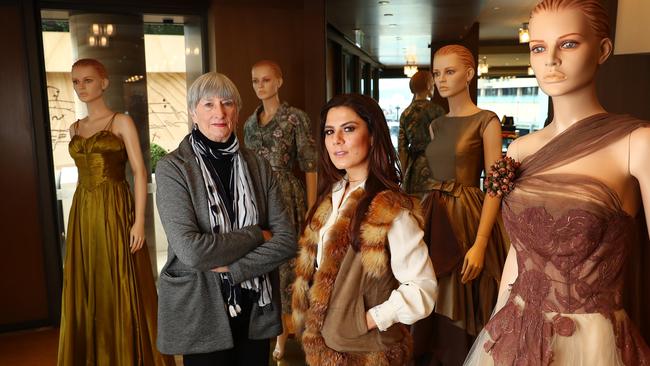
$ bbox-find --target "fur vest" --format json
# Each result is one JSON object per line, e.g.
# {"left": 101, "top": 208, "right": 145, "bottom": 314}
{"left": 292, "top": 188, "right": 424, "bottom": 366}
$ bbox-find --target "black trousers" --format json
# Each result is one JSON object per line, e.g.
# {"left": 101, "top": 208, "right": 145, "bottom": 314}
{"left": 183, "top": 290, "right": 270, "bottom": 366}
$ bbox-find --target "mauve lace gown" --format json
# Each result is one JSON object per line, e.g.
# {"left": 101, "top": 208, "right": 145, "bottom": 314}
{"left": 464, "top": 113, "right": 650, "bottom": 365}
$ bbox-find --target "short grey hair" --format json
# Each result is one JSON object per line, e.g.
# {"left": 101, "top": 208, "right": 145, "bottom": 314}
{"left": 187, "top": 72, "right": 242, "bottom": 113}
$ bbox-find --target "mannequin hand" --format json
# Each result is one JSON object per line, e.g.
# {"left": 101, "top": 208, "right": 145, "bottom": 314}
{"left": 211, "top": 266, "right": 229, "bottom": 273}
{"left": 461, "top": 238, "right": 487, "bottom": 284}
{"left": 365, "top": 310, "right": 377, "bottom": 331}
{"left": 129, "top": 221, "right": 146, "bottom": 253}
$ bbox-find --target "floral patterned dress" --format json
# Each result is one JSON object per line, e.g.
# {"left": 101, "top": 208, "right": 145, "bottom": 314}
{"left": 244, "top": 102, "right": 317, "bottom": 314}
{"left": 398, "top": 99, "right": 445, "bottom": 197}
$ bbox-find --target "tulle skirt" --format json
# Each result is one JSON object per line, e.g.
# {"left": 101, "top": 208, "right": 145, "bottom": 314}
{"left": 464, "top": 295, "right": 650, "bottom": 366}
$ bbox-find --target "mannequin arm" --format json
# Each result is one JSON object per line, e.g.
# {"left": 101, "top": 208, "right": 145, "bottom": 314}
{"left": 461, "top": 118, "right": 503, "bottom": 283}
{"left": 630, "top": 127, "right": 650, "bottom": 232}
{"left": 115, "top": 114, "right": 148, "bottom": 253}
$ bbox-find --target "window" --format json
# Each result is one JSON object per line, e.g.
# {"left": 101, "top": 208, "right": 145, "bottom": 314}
{"left": 42, "top": 9, "right": 205, "bottom": 274}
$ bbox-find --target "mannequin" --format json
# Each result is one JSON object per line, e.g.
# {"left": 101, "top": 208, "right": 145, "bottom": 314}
{"left": 243, "top": 60, "right": 318, "bottom": 360}
{"left": 58, "top": 58, "right": 173, "bottom": 366}
{"left": 398, "top": 70, "right": 446, "bottom": 198}
{"left": 411, "top": 45, "right": 510, "bottom": 366}
{"left": 464, "top": 0, "right": 650, "bottom": 364}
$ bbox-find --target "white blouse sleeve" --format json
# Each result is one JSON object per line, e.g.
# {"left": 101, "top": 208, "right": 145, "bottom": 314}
{"left": 368, "top": 209, "right": 438, "bottom": 331}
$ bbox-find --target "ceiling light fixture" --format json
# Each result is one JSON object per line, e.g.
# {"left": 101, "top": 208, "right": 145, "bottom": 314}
{"left": 378, "top": 0, "right": 390, "bottom": 4}
{"left": 404, "top": 54, "right": 418, "bottom": 77}
{"left": 404, "top": 64, "right": 418, "bottom": 77}
{"left": 384, "top": 13, "right": 393, "bottom": 16}
{"left": 519, "top": 22, "right": 530, "bottom": 43}
{"left": 88, "top": 23, "right": 115, "bottom": 48}
{"left": 527, "top": 66, "right": 535, "bottom": 76}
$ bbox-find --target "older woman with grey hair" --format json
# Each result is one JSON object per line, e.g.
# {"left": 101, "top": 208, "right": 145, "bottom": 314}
{"left": 155, "top": 72, "right": 296, "bottom": 365}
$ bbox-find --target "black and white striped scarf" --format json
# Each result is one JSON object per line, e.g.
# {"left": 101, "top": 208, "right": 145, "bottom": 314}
{"left": 189, "top": 127, "right": 272, "bottom": 317}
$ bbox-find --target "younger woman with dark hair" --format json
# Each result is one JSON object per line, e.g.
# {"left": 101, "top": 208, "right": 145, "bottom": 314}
{"left": 292, "top": 93, "right": 437, "bottom": 365}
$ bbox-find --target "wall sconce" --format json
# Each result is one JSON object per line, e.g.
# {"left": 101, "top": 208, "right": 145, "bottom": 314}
{"left": 478, "top": 57, "right": 489, "bottom": 76}
{"left": 519, "top": 22, "right": 530, "bottom": 43}
{"left": 353, "top": 28, "right": 365, "bottom": 48}
{"left": 527, "top": 66, "right": 535, "bottom": 75}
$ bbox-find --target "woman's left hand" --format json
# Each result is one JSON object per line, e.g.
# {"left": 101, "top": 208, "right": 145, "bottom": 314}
{"left": 461, "top": 237, "right": 487, "bottom": 284}
{"left": 130, "top": 221, "right": 146, "bottom": 253}
{"left": 365, "top": 311, "right": 377, "bottom": 331}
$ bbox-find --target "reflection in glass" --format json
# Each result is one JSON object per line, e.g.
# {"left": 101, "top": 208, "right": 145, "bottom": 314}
{"left": 41, "top": 10, "right": 204, "bottom": 274}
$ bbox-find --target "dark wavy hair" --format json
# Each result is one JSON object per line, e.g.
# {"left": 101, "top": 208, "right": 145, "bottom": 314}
{"left": 306, "top": 93, "right": 402, "bottom": 251}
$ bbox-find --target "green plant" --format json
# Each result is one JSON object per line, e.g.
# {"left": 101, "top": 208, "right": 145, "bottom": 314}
{"left": 150, "top": 143, "right": 168, "bottom": 173}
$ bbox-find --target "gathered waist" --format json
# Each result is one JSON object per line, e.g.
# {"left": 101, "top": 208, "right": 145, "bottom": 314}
{"left": 77, "top": 175, "right": 128, "bottom": 191}
{"left": 425, "top": 179, "right": 481, "bottom": 196}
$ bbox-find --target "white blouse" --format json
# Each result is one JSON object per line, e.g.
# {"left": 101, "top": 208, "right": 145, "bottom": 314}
{"left": 316, "top": 181, "right": 438, "bottom": 331}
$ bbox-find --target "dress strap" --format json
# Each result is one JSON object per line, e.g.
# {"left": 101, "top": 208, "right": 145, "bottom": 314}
{"left": 103, "top": 112, "right": 118, "bottom": 131}
{"left": 73, "top": 120, "right": 80, "bottom": 136}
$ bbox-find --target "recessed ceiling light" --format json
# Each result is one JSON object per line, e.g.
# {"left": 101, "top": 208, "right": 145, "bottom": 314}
{"left": 493, "top": 6, "right": 500, "bottom": 11}
{"left": 384, "top": 13, "right": 393, "bottom": 16}
{"left": 515, "top": 57, "right": 519, "bottom": 61}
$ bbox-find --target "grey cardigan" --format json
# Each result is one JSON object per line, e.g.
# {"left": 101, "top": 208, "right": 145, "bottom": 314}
{"left": 155, "top": 135, "right": 297, "bottom": 355}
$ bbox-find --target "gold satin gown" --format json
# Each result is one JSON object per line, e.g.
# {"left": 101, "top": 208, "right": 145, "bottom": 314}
{"left": 58, "top": 128, "right": 174, "bottom": 366}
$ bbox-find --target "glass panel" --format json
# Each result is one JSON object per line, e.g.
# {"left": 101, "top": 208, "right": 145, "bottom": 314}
{"left": 378, "top": 77, "right": 411, "bottom": 150}
{"left": 477, "top": 76, "right": 549, "bottom": 153}
{"left": 42, "top": 9, "right": 205, "bottom": 275}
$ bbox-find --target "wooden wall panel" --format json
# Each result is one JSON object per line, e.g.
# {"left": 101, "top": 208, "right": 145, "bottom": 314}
{"left": 0, "top": 2, "right": 50, "bottom": 328}
{"left": 208, "top": 0, "right": 327, "bottom": 140}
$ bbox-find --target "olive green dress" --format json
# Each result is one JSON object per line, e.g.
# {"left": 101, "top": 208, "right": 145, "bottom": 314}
{"left": 58, "top": 120, "right": 173, "bottom": 366}
{"left": 398, "top": 99, "right": 445, "bottom": 198}
{"left": 244, "top": 102, "right": 317, "bottom": 313}
{"left": 412, "top": 110, "right": 510, "bottom": 365}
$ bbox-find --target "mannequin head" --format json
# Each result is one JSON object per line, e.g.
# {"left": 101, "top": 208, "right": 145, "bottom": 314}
{"left": 71, "top": 58, "right": 109, "bottom": 103}
{"left": 251, "top": 60, "right": 283, "bottom": 102}
{"left": 432, "top": 45, "right": 476, "bottom": 99}
{"left": 409, "top": 70, "right": 434, "bottom": 98}
{"left": 529, "top": 0, "right": 612, "bottom": 97}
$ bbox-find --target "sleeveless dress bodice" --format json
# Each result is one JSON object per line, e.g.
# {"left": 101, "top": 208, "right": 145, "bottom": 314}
{"left": 425, "top": 110, "right": 497, "bottom": 188}
{"left": 70, "top": 130, "right": 128, "bottom": 190}
{"left": 504, "top": 177, "right": 630, "bottom": 317}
